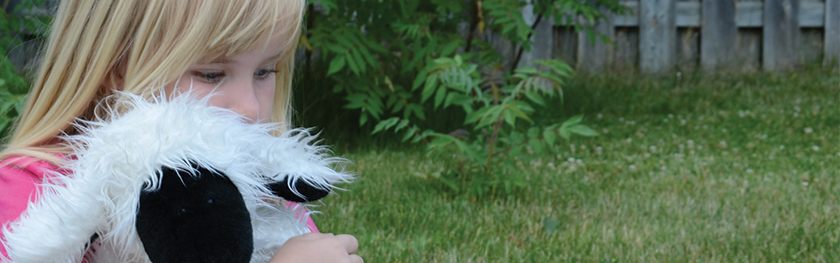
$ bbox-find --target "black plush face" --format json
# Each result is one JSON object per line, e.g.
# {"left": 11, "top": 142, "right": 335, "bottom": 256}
{"left": 136, "top": 165, "right": 253, "bottom": 263}
{"left": 267, "top": 177, "right": 331, "bottom": 203}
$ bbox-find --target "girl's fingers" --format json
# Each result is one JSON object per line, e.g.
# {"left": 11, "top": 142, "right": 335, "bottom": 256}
{"left": 335, "top": 234, "right": 359, "bottom": 254}
{"left": 349, "top": 254, "right": 364, "bottom": 263}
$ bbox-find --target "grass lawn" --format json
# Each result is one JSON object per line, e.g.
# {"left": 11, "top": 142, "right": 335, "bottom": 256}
{"left": 310, "top": 70, "right": 840, "bottom": 262}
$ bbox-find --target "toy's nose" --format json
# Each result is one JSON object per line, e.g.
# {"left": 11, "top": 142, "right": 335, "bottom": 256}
{"left": 136, "top": 164, "right": 253, "bottom": 263}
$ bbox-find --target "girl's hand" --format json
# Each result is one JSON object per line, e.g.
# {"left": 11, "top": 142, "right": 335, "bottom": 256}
{"left": 270, "top": 233, "right": 363, "bottom": 263}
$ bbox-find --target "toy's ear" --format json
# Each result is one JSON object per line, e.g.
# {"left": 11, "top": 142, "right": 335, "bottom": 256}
{"left": 267, "top": 177, "right": 331, "bottom": 203}
{"left": 136, "top": 164, "right": 253, "bottom": 263}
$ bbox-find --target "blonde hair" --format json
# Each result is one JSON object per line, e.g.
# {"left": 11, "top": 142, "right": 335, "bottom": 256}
{"left": 1, "top": 0, "right": 305, "bottom": 164}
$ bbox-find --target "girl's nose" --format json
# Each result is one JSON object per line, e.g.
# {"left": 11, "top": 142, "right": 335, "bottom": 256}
{"left": 227, "top": 80, "right": 262, "bottom": 123}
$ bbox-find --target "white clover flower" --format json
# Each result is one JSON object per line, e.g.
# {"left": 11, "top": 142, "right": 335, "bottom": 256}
{"left": 644, "top": 153, "right": 651, "bottom": 158}
{"left": 719, "top": 140, "right": 728, "bottom": 148}
{"left": 780, "top": 145, "right": 785, "bottom": 150}
{"left": 804, "top": 127, "right": 813, "bottom": 134}
{"left": 649, "top": 146, "right": 657, "bottom": 152}
{"left": 597, "top": 113, "right": 603, "bottom": 119}
{"left": 812, "top": 146, "right": 820, "bottom": 152}
{"left": 746, "top": 168, "right": 754, "bottom": 174}
{"left": 629, "top": 164, "right": 637, "bottom": 171}
{"left": 680, "top": 119, "right": 687, "bottom": 125}
{"left": 595, "top": 146, "right": 603, "bottom": 155}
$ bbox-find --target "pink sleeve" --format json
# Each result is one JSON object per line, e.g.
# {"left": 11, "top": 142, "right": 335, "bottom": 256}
{"left": 0, "top": 159, "right": 53, "bottom": 258}
{"left": 287, "top": 201, "right": 319, "bottom": 233}
{"left": 305, "top": 214, "right": 319, "bottom": 233}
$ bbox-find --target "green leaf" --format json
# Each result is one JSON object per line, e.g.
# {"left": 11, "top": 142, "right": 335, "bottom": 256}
{"left": 402, "top": 126, "right": 417, "bottom": 142}
{"left": 476, "top": 106, "right": 503, "bottom": 129}
{"left": 503, "top": 109, "right": 515, "bottom": 126}
{"left": 412, "top": 70, "right": 428, "bottom": 91}
{"left": 561, "top": 114, "right": 584, "bottom": 128}
{"left": 524, "top": 91, "right": 546, "bottom": 106}
{"left": 433, "top": 86, "right": 447, "bottom": 109}
{"left": 529, "top": 138, "right": 544, "bottom": 155}
{"left": 372, "top": 117, "right": 400, "bottom": 134}
{"left": 421, "top": 74, "right": 439, "bottom": 103}
{"left": 568, "top": 124, "right": 598, "bottom": 137}
{"left": 527, "top": 127, "right": 540, "bottom": 138}
{"left": 543, "top": 128, "right": 557, "bottom": 146}
{"left": 508, "top": 106, "right": 533, "bottom": 124}
{"left": 345, "top": 54, "right": 360, "bottom": 75}
{"left": 436, "top": 176, "right": 460, "bottom": 192}
{"left": 444, "top": 93, "right": 471, "bottom": 108}
{"left": 359, "top": 113, "right": 368, "bottom": 126}
{"left": 394, "top": 119, "right": 409, "bottom": 132}
{"left": 514, "top": 66, "right": 537, "bottom": 75}
{"left": 559, "top": 128, "right": 571, "bottom": 140}
{"left": 344, "top": 93, "right": 367, "bottom": 109}
{"left": 326, "top": 56, "right": 346, "bottom": 76}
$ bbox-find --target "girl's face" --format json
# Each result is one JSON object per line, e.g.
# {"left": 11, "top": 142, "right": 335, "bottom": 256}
{"left": 164, "top": 35, "right": 285, "bottom": 123}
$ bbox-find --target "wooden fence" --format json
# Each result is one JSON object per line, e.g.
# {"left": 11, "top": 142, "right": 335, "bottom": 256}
{"left": 516, "top": 0, "right": 840, "bottom": 73}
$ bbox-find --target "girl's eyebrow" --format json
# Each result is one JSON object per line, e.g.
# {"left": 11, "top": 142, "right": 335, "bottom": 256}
{"left": 201, "top": 56, "right": 233, "bottom": 64}
{"left": 262, "top": 52, "right": 284, "bottom": 64}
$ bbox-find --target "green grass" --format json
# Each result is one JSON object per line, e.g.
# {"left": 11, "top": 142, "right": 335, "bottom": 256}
{"left": 310, "top": 69, "right": 840, "bottom": 262}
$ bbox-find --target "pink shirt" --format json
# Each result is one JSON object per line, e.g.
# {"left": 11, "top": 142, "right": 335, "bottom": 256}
{"left": 0, "top": 156, "right": 319, "bottom": 259}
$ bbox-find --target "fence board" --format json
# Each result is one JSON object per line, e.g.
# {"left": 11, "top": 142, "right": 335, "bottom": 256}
{"left": 827, "top": 0, "right": 840, "bottom": 65}
{"left": 737, "top": 29, "right": 762, "bottom": 71}
{"left": 578, "top": 8, "right": 614, "bottom": 71}
{"left": 701, "top": 0, "right": 737, "bottom": 70}
{"left": 553, "top": 26, "right": 577, "bottom": 66}
{"left": 639, "top": 0, "right": 676, "bottom": 72}
{"left": 763, "top": 0, "right": 800, "bottom": 71}
{"left": 610, "top": 1, "right": 825, "bottom": 27}
{"left": 613, "top": 27, "right": 639, "bottom": 71}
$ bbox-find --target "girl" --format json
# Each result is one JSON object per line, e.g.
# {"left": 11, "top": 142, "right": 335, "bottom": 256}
{"left": 0, "top": 1, "right": 362, "bottom": 262}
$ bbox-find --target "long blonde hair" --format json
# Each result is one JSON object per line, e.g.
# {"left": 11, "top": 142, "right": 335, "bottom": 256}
{"left": 1, "top": 0, "right": 305, "bottom": 164}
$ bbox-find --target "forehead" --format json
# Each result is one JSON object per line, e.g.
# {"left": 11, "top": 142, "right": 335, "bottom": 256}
{"left": 198, "top": 32, "right": 288, "bottom": 64}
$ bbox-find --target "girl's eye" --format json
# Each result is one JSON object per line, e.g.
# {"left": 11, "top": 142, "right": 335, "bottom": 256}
{"left": 255, "top": 68, "right": 278, "bottom": 79}
{"left": 192, "top": 71, "right": 225, "bottom": 84}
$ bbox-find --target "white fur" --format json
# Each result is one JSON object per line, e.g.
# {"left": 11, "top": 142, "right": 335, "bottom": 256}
{"left": 1, "top": 93, "right": 351, "bottom": 263}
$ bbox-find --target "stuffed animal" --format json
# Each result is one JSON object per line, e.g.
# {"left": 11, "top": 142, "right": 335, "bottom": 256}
{"left": 1, "top": 93, "right": 352, "bottom": 263}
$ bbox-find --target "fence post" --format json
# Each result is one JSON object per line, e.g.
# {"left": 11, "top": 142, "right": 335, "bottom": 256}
{"left": 639, "top": 0, "right": 676, "bottom": 73}
{"left": 763, "top": 0, "right": 800, "bottom": 71}
{"left": 825, "top": 0, "right": 840, "bottom": 66}
{"left": 701, "top": 0, "right": 737, "bottom": 70}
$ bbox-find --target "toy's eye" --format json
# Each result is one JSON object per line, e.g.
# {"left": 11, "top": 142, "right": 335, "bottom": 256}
{"left": 207, "top": 198, "right": 214, "bottom": 204}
